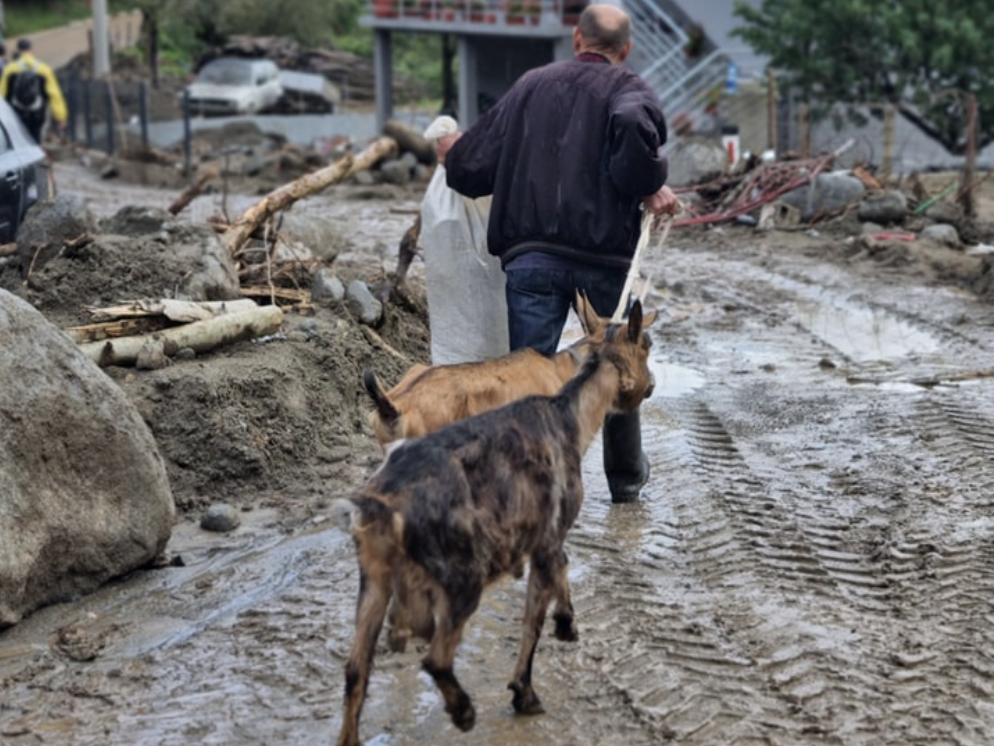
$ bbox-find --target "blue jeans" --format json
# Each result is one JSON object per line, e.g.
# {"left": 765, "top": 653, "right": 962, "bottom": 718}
{"left": 504, "top": 265, "right": 649, "bottom": 502}
{"left": 504, "top": 266, "right": 627, "bottom": 355}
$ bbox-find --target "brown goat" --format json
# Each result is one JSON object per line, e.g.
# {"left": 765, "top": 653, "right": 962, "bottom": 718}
{"left": 363, "top": 292, "right": 613, "bottom": 450}
{"left": 334, "top": 300, "right": 657, "bottom": 746}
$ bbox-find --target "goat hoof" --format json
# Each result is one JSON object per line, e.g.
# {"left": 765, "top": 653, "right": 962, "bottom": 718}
{"left": 386, "top": 628, "right": 408, "bottom": 653}
{"left": 450, "top": 699, "right": 476, "bottom": 732}
{"left": 554, "top": 613, "right": 578, "bottom": 642}
{"left": 508, "top": 682, "right": 545, "bottom": 715}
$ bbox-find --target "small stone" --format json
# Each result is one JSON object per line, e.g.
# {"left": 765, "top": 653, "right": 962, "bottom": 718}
{"left": 200, "top": 503, "right": 241, "bottom": 533}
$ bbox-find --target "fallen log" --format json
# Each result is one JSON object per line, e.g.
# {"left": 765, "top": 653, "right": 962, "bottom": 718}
{"left": 169, "top": 169, "right": 218, "bottom": 215}
{"left": 221, "top": 136, "right": 398, "bottom": 256}
{"left": 239, "top": 286, "right": 310, "bottom": 304}
{"left": 78, "top": 305, "right": 284, "bottom": 367}
{"left": 84, "top": 298, "right": 259, "bottom": 323}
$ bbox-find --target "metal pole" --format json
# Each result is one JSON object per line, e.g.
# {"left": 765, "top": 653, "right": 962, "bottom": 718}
{"left": 182, "top": 89, "right": 192, "bottom": 176}
{"left": 104, "top": 81, "right": 115, "bottom": 154}
{"left": 766, "top": 67, "right": 777, "bottom": 154}
{"left": 960, "top": 93, "right": 977, "bottom": 218}
{"left": 83, "top": 80, "right": 94, "bottom": 148}
{"left": 882, "top": 104, "right": 895, "bottom": 183}
{"left": 139, "top": 81, "right": 149, "bottom": 146}
{"left": 92, "top": 0, "right": 111, "bottom": 78}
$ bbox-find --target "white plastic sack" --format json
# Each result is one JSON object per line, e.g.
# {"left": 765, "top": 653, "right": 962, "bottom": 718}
{"left": 420, "top": 166, "right": 508, "bottom": 364}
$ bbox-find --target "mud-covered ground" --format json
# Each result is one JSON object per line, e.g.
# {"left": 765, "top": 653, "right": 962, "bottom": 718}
{"left": 4, "top": 158, "right": 994, "bottom": 746}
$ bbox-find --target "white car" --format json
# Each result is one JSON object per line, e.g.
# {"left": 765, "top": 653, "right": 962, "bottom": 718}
{"left": 183, "top": 58, "right": 283, "bottom": 117}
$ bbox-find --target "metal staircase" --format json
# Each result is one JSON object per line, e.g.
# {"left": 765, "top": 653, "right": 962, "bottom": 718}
{"left": 623, "top": 0, "right": 731, "bottom": 142}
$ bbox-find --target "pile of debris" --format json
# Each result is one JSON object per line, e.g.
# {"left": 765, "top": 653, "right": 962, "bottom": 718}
{"left": 666, "top": 139, "right": 990, "bottom": 248}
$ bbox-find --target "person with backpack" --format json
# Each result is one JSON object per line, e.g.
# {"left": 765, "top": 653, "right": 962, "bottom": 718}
{"left": 0, "top": 38, "right": 67, "bottom": 144}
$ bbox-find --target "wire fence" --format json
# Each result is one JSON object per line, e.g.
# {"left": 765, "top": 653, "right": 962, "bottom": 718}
{"left": 708, "top": 75, "right": 986, "bottom": 179}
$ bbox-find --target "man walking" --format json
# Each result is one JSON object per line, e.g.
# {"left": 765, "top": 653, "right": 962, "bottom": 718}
{"left": 439, "top": 3, "right": 679, "bottom": 503}
{"left": 1, "top": 38, "right": 67, "bottom": 144}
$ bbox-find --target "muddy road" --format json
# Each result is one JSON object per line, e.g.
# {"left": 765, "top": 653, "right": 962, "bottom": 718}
{"left": 4, "top": 162, "right": 994, "bottom": 745}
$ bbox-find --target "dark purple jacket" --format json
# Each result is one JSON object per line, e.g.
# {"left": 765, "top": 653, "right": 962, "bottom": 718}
{"left": 445, "top": 54, "right": 668, "bottom": 269}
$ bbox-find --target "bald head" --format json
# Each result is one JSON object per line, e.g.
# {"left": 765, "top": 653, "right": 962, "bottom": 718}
{"left": 575, "top": 4, "right": 632, "bottom": 61}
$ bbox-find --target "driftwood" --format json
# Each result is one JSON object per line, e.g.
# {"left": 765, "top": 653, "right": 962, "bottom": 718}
{"left": 68, "top": 299, "right": 261, "bottom": 343}
{"left": 394, "top": 214, "right": 421, "bottom": 284}
{"left": 239, "top": 286, "right": 311, "bottom": 305}
{"left": 382, "top": 119, "right": 435, "bottom": 164}
{"left": 78, "top": 305, "right": 284, "bottom": 367}
{"left": 83, "top": 298, "right": 260, "bottom": 323}
{"left": 169, "top": 169, "right": 218, "bottom": 215}
{"left": 221, "top": 136, "right": 398, "bottom": 256}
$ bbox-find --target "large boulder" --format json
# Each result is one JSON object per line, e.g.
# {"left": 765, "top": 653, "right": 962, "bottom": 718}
{"left": 0, "top": 290, "right": 175, "bottom": 628}
{"left": 780, "top": 171, "right": 867, "bottom": 222}
{"left": 666, "top": 139, "right": 729, "bottom": 187}
{"left": 16, "top": 193, "right": 100, "bottom": 275}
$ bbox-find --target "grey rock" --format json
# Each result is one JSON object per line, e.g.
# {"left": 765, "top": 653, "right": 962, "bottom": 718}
{"left": 379, "top": 158, "right": 413, "bottom": 186}
{"left": 16, "top": 193, "right": 99, "bottom": 275}
{"left": 780, "top": 171, "right": 867, "bottom": 222}
{"left": 920, "top": 223, "right": 961, "bottom": 247}
{"left": 346, "top": 279, "right": 383, "bottom": 326}
{"left": 200, "top": 503, "right": 241, "bottom": 533}
{"left": 666, "top": 139, "right": 729, "bottom": 187}
{"left": 277, "top": 213, "right": 346, "bottom": 263}
{"left": 0, "top": 290, "right": 174, "bottom": 629}
{"left": 857, "top": 190, "right": 907, "bottom": 224}
{"left": 312, "top": 269, "right": 346, "bottom": 304}
{"left": 100, "top": 205, "right": 174, "bottom": 236}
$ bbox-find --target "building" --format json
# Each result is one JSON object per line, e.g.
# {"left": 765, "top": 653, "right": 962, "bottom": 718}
{"left": 362, "top": 0, "right": 765, "bottom": 137}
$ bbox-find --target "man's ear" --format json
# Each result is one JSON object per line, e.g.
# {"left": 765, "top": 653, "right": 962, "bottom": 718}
{"left": 573, "top": 27, "right": 584, "bottom": 54}
{"left": 617, "top": 40, "right": 633, "bottom": 63}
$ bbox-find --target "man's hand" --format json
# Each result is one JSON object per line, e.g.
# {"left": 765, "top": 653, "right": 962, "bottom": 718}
{"left": 435, "top": 132, "right": 461, "bottom": 165}
{"left": 643, "top": 185, "right": 681, "bottom": 216}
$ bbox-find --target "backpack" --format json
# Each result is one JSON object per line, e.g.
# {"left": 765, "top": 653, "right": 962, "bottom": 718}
{"left": 11, "top": 62, "right": 43, "bottom": 112}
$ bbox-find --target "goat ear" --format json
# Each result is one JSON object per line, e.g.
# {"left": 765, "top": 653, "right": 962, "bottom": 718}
{"left": 627, "top": 300, "right": 644, "bottom": 342}
{"left": 576, "top": 290, "right": 604, "bottom": 336}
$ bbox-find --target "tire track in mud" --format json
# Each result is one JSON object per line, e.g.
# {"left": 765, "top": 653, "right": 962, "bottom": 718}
{"left": 556, "top": 244, "right": 994, "bottom": 745}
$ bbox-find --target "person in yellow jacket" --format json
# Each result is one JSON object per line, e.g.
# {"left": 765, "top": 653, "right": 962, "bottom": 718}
{"left": 0, "top": 38, "right": 67, "bottom": 144}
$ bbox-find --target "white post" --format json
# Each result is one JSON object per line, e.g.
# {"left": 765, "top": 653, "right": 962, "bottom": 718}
{"left": 92, "top": 0, "right": 110, "bottom": 78}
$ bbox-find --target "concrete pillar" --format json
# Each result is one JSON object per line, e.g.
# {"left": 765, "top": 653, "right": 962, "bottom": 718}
{"left": 92, "top": 0, "right": 111, "bottom": 78}
{"left": 457, "top": 36, "right": 479, "bottom": 127}
{"left": 374, "top": 30, "right": 393, "bottom": 134}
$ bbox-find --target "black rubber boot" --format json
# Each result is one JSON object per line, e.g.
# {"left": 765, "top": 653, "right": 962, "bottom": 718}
{"left": 602, "top": 410, "right": 650, "bottom": 503}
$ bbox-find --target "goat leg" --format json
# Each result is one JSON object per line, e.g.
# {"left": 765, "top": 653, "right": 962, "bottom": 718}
{"left": 422, "top": 597, "right": 477, "bottom": 731}
{"left": 336, "top": 568, "right": 392, "bottom": 746}
{"left": 552, "top": 549, "right": 578, "bottom": 642}
{"left": 508, "top": 563, "right": 557, "bottom": 715}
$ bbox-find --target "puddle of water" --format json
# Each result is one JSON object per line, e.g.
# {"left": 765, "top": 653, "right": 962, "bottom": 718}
{"left": 648, "top": 357, "right": 705, "bottom": 399}
{"left": 796, "top": 301, "right": 939, "bottom": 362}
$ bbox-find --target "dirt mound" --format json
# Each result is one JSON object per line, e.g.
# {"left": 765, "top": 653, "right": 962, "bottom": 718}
{"left": 0, "top": 171, "right": 431, "bottom": 521}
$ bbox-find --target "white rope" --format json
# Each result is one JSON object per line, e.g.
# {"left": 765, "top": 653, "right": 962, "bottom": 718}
{"left": 611, "top": 211, "right": 673, "bottom": 322}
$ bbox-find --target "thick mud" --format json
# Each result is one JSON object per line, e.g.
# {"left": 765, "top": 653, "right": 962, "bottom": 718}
{"left": 4, "top": 162, "right": 994, "bottom": 745}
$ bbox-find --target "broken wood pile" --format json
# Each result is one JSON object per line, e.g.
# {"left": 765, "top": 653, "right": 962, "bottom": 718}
{"left": 69, "top": 299, "right": 284, "bottom": 369}
{"left": 673, "top": 152, "right": 835, "bottom": 228}
{"left": 62, "top": 136, "right": 401, "bottom": 367}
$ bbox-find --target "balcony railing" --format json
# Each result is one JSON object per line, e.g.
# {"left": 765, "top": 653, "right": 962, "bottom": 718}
{"left": 367, "top": 0, "right": 585, "bottom": 28}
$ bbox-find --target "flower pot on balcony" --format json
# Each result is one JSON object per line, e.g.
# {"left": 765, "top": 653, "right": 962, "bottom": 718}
{"left": 373, "top": 0, "right": 399, "bottom": 17}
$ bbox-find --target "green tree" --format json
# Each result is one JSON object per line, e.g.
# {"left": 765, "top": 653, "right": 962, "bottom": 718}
{"left": 732, "top": 0, "right": 994, "bottom": 153}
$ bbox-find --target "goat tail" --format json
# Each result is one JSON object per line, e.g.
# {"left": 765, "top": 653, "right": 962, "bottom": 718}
{"left": 336, "top": 494, "right": 407, "bottom": 550}
{"left": 363, "top": 369, "right": 402, "bottom": 428}
{"left": 331, "top": 497, "right": 360, "bottom": 533}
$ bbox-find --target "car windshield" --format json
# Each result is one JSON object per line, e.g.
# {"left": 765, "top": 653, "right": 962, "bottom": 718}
{"left": 197, "top": 63, "right": 252, "bottom": 86}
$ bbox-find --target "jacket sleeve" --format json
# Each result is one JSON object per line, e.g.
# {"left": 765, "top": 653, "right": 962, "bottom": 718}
{"left": 606, "top": 88, "right": 669, "bottom": 198}
{"left": 444, "top": 101, "right": 507, "bottom": 199}
{"left": 0, "top": 64, "right": 12, "bottom": 101}
{"left": 41, "top": 64, "right": 68, "bottom": 124}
